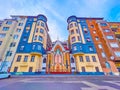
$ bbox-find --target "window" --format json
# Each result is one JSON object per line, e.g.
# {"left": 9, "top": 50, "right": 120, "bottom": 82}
{"left": 13, "top": 35, "right": 19, "bottom": 39}
{"left": 86, "top": 56, "right": 90, "bottom": 62}
{"left": 40, "top": 29, "right": 44, "bottom": 33}
{"left": 0, "top": 33, "right": 6, "bottom": 38}
{"left": 89, "top": 46, "right": 93, "bottom": 51}
{"left": 10, "top": 42, "right": 16, "bottom": 47}
{"left": 100, "top": 23, "right": 107, "bottom": 26}
{"left": 38, "top": 45, "right": 41, "bottom": 50}
{"left": 42, "top": 67, "right": 46, "bottom": 69}
{"left": 74, "top": 23, "right": 77, "bottom": 26}
{"left": 95, "top": 67, "right": 99, "bottom": 72}
{"left": 37, "top": 22, "right": 40, "bottom": 26}
{"left": 29, "top": 67, "right": 33, "bottom": 72}
{"left": 26, "top": 29, "right": 29, "bottom": 33}
{"left": 26, "top": 23, "right": 31, "bottom": 28}
{"left": 79, "top": 56, "right": 83, "bottom": 62}
{"left": 83, "top": 26, "right": 88, "bottom": 33}
{"left": 81, "top": 67, "right": 85, "bottom": 72}
{"left": 72, "top": 67, "right": 75, "bottom": 70}
{"left": 98, "top": 44, "right": 102, "bottom": 49}
{"left": 69, "top": 23, "right": 73, "bottom": 28}
{"left": 14, "top": 67, "right": 18, "bottom": 72}
{"left": 71, "top": 57, "right": 74, "bottom": 63}
{"left": 72, "top": 37, "right": 76, "bottom": 42}
{"left": 76, "top": 29, "right": 79, "bottom": 33}
{"left": 21, "top": 18, "right": 25, "bottom": 21}
{"left": 106, "top": 35, "right": 114, "bottom": 40}
{"left": 2, "top": 27, "right": 9, "bottom": 31}
{"left": 6, "top": 21, "right": 12, "bottom": 25}
{"left": 77, "top": 36, "right": 80, "bottom": 41}
{"left": 18, "top": 23, "right": 23, "bottom": 26}
{"left": 104, "top": 29, "right": 110, "bottom": 32}
{"left": 36, "top": 28, "right": 38, "bottom": 33}
{"left": 105, "top": 62, "right": 110, "bottom": 68}
{"left": 114, "top": 52, "right": 120, "bottom": 57}
{"left": 73, "top": 46, "right": 77, "bottom": 51}
{"left": 20, "top": 46, "right": 24, "bottom": 50}
{"left": 110, "top": 43, "right": 119, "bottom": 48}
{"left": 111, "top": 28, "right": 117, "bottom": 32}
{"left": 16, "top": 55, "right": 21, "bottom": 62}
{"left": 16, "top": 28, "right": 21, "bottom": 32}
{"left": 24, "top": 56, "right": 28, "bottom": 62}
{"left": 23, "top": 37, "right": 27, "bottom": 41}
{"left": 90, "top": 25, "right": 94, "bottom": 28}
{"left": 101, "top": 52, "right": 106, "bottom": 58}
{"left": 93, "top": 30, "right": 96, "bottom": 33}
{"left": 71, "top": 30, "right": 74, "bottom": 34}
{"left": 92, "top": 56, "right": 96, "bottom": 62}
{"left": 32, "top": 45, "right": 35, "bottom": 50}
{"left": 34, "top": 35, "right": 37, "bottom": 40}
{"left": 43, "top": 58, "right": 46, "bottom": 63}
{"left": 41, "top": 22, "right": 44, "bottom": 27}
{"left": 95, "top": 37, "right": 99, "bottom": 40}
{"left": 0, "top": 41, "right": 2, "bottom": 45}
{"left": 31, "top": 56, "right": 35, "bottom": 62}
{"left": 86, "top": 38, "right": 90, "bottom": 42}
{"left": 80, "top": 46, "right": 82, "bottom": 50}
{"left": 6, "top": 51, "right": 12, "bottom": 56}
{"left": 38, "top": 36, "right": 43, "bottom": 42}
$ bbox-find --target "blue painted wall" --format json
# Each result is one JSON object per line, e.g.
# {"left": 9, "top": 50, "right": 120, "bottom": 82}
{"left": 68, "top": 16, "right": 97, "bottom": 54}
{"left": 16, "top": 15, "right": 47, "bottom": 55}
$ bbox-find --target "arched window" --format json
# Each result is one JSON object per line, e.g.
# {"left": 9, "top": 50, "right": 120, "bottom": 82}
{"left": 54, "top": 49, "right": 62, "bottom": 64}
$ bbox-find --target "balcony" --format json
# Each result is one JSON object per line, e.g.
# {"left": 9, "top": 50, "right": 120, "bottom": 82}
{"left": 73, "top": 52, "right": 85, "bottom": 56}
{"left": 115, "top": 32, "right": 120, "bottom": 35}
{"left": 30, "top": 51, "right": 42, "bottom": 56}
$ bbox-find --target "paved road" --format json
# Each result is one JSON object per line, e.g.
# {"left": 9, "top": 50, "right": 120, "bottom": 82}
{"left": 0, "top": 75, "right": 120, "bottom": 90}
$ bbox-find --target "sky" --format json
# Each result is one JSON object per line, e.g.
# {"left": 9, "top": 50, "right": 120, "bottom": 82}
{"left": 0, "top": 0, "right": 120, "bottom": 42}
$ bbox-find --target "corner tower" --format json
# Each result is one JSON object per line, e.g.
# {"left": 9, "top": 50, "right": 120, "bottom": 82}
{"left": 10, "top": 14, "right": 52, "bottom": 73}
{"left": 67, "top": 16, "right": 103, "bottom": 75}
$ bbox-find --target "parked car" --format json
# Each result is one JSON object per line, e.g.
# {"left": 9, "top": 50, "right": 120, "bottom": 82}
{"left": 0, "top": 72, "right": 11, "bottom": 79}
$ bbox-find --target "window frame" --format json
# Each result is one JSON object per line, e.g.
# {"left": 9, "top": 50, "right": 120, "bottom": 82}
{"left": 16, "top": 55, "right": 21, "bottom": 62}
{"left": 24, "top": 56, "right": 28, "bottom": 62}
{"left": 86, "top": 56, "right": 90, "bottom": 62}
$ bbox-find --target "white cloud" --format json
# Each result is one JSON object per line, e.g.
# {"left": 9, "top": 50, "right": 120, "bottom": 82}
{"left": 0, "top": 0, "right": 119, "bottom": 42}
{"left": 0, "top": 0, "right": 65, "bottom": 41}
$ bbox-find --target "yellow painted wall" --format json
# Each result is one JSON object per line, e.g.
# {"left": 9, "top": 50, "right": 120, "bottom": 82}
{"left": 10, "top": 53, "right": 42, "bottom": 72}
{"left": 73, "top": 54, "right": 103, "bottom": 72}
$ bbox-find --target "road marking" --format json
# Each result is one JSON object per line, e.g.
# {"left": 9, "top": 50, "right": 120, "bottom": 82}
{"left": 19, "top": 79, "right": 119, "bottom": 90}
{"left": 104, "top": 81, "right": 120, "bottom": 86}
{"left": 63, "top": 81, "right": 82, "bottom": 83}
{"left": 81, "top": 81, "right": 118, "bottom": 90}
{"left": 20, "top": 79, "right": 82, "bottom": 83}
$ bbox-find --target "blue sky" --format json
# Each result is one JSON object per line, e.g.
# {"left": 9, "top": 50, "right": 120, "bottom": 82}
{"left": 0, "top": 0, "right": 120, "bottom": 41}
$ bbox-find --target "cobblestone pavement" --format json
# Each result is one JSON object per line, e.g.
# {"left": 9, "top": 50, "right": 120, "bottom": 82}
{"left": 0, "top": 76, "right": 120, "bottom": 90}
